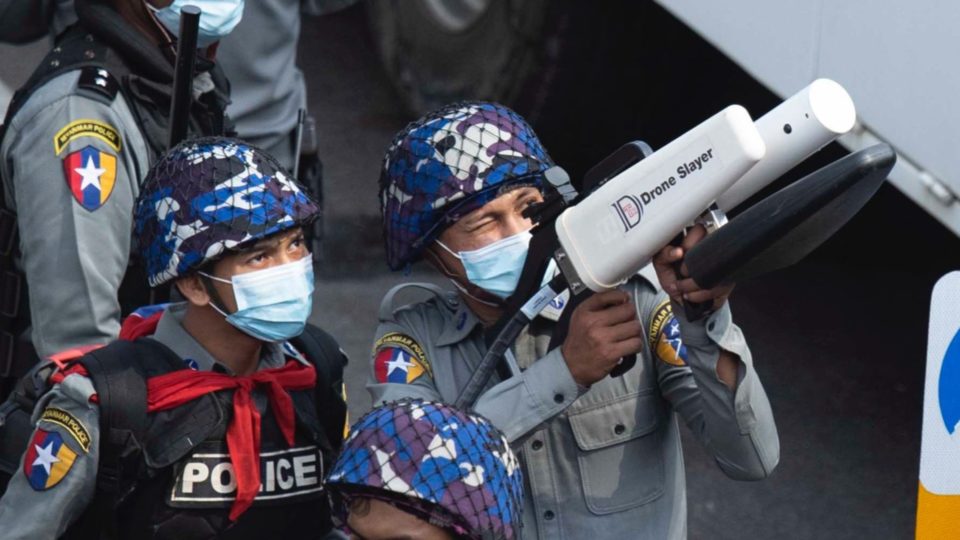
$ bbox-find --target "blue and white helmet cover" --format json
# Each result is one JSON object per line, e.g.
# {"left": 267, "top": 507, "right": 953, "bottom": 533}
{"left": 379, "top": 101, "right": 553, "bottom": 270}
{"left": 134, "top": 137, "right": 319, "bottom": 286}
{"left": 326, "top": 399, "right": 524, "bottom": 539}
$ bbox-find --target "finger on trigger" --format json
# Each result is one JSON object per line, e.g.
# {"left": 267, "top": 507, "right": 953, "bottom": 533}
{"left": 654, "top": 245, "right": 675, "bottom": 265}
{"left": 683, "top": 289, "right": 716, "bottom": 304}
{"left": 681, "top": 225, "right": 706, "bottom": 251}
{"left": 675, "top": 277, "right": 702, "bottom": 294}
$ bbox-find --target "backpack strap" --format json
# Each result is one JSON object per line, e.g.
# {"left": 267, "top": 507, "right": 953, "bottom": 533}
{"left": 78, "top": 338, "right": 181, "bottom": 540}
{"left": 289, "top": 325, "right": 348, "bottom": 451}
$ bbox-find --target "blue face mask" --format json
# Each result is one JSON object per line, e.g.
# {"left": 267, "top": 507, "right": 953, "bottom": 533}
{"left": 148, "top": 0, "right": 245, "bottom": 48}
{"left": 202, "top": 257, "right": 314, "bottom": 342}
{"left": 438, "top": 231, "right": 533, "bottom": 300}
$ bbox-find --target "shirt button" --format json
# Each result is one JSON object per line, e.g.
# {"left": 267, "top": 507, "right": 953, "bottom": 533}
{"left": 708, "top": 321, "right": 716, "bottom": 332}
{"left": 531, "top": 440, "right": 543, "bottom": 451}
{"left": 544, "top": 510, "right": 555, "bottom": 520}
{"left": 553, "top": 393, "right": 564, "bottom": 404}
{"left": 614, "top": 423, "right": 626, "bottom": 435}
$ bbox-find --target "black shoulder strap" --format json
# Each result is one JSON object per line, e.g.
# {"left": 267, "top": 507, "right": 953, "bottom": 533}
{"left": 289, "top": 325, "right": 348, "bottom": 450}
{"left": 78, "top": 338, "right": 180, "bottom": 540}
{"left": 291, "top": 325, "right": 346, "bottom": 388}
{"left": 1, "top": 26, "right": 120, "bottom": 141}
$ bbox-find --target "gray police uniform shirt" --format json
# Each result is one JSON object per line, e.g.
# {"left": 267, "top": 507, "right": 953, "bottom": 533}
{"left": 218, "top": 0, "right": 356, "bottom": 169}
{"left": 1, "top": 69, "right": 152, "bottom": 358}
{"left": 368, "top": 266, "right": 780, "bottom": 539}
{"left": 0, "top": 302, "right": 293, "bottom": 539}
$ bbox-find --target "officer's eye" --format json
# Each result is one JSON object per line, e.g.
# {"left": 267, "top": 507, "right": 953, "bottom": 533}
{"left": 247, "top": 252, "right": 267, "bottom": 265}
{"left": 290, "top": 235, "right": 306, "bottom": 250}
{"left": 474, "top": 217, "right": 496, "bottom": 230}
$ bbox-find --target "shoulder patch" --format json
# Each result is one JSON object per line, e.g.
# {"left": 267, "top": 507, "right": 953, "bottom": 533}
{"left": 648, "top": 300, "right": 688, "bottom": 366}
{"left": 61, "top": 144, "right": 117, "bottom": 211}
{"left": 22, "top": 429, "right": 80, "bottom": 490}
{"left": 39, "top": 407, "right": 91, "bottom": 452}
{"left": 54, "top": 118, "right": 121, "bottom": 155}
{"left": 373, "top": 332, "right": 431, "bottom": 384}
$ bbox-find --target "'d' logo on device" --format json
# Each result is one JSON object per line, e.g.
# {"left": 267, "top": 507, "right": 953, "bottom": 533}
{"left": 612, "top": 195, "right": 643, "bottom": 232}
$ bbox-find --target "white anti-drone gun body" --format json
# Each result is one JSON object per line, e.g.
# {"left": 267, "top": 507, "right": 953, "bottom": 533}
{"left": 455, "top": 79, "right": 858, "bottom": 408}
{"left": 555, "top": 79, "right": 857, "bottom": 293}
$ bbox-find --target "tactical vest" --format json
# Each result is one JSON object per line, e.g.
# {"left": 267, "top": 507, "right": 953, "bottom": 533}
{"left": 0, "top": 19, "right": 231, "bottom": 396}
{"left": 45, "top": 324, "right": 347, "bottom": 540}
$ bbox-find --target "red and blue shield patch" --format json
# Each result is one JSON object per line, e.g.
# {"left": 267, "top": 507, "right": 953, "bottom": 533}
{"left": 22, "top": 429, "right": 79, "bottom": 491}
{"left": 62, "top": 144, "right": 117, "bottom": 211}
{"left": 373, "top": 333, "right": 431, "bottom": 384}
{"left": 375, "top": 347, "right": 429, "bottom": 384}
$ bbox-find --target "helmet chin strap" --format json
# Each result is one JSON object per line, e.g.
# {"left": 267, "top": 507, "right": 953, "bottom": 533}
{"left": 423, "top": 246, "right": 504, "bottom": 308}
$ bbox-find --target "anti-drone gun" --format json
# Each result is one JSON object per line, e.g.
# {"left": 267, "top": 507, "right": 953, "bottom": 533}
{"left": 454, "top": 79, "right": 895, "bottom": 409}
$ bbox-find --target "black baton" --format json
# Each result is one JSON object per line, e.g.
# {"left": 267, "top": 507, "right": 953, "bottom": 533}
{"left": 167, "top": 5, "right": 201, "bottom": 149}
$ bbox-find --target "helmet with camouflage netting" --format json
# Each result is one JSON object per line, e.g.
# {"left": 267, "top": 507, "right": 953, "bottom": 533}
{"left": 379, "top": 101, "right": 554, "bottom": 270}
{"left": 326, "top": 399, "right": 523, "bottom": 540}
{"left": 134, "top": 137, "right": 319, "bottom": 286}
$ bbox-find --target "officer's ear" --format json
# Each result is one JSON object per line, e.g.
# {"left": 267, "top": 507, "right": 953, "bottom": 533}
{"left": 175, "top": 274, "right": 212, "bottom": 307}
{"left": 423, "top": 244, "right": 463, "bottom": 280}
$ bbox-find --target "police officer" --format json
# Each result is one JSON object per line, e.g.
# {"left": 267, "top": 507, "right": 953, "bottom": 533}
{"left": 218, "top": 0, "right": 356, "bottom": 172}
{"left": 0, "top": 0, "right": 241, "bottom": 396}
{"left": 369, "top": 102, "right": 780, "bottom": 539}
{"left": 326, "top": 399, "right": 523, "bottom": 539}
{"left": 0, "top": 137, "right": 348, "bottom": 538}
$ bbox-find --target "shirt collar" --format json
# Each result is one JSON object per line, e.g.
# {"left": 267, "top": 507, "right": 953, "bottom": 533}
{"left": 151, "top": 303, "right": 288, "bottom": 373}
{"left": 434, "top": 290, "right": 562, "bottom": 346}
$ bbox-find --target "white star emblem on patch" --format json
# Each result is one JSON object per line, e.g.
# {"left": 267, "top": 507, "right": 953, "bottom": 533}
{"left": 75, "top": 156, "right": 105, "bottom": 191}
{"left": 386, "top": 351, "right": 414, "bottom": 376}
{"left": 32, "top": 441, "right": 60, "bottom": 475}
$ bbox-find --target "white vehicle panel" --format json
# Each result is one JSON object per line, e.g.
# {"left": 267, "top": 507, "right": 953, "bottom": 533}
{"left": 654, "top": 0, "right": 820, "bottom": 100}
{"left": 819, "top": 1, "right": 960, "bottom": 196}
{"left": 656, "top": 0, "right": 960, "bottom": 236}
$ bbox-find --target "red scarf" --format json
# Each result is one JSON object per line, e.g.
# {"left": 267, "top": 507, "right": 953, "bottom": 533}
{"left": 53, "top": 306, "right": 317, "bottom": 520}
{"left": 146, "top": 360, "right": 316, "bottom": 521}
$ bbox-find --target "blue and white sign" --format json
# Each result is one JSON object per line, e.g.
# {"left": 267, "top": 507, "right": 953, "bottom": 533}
{"left": 920, "top": 271, "right": 960, "bottom": 494}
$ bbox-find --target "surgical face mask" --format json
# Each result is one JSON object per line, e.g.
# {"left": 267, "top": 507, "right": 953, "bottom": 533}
{"left": 201, "top": 256, "right": 314, "bottom": 342}
{"left": 437, "top": 231, "right": 533, "bottom": 299}
{"left": 147, "top": 0, "right": 245, "bottom": 48}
